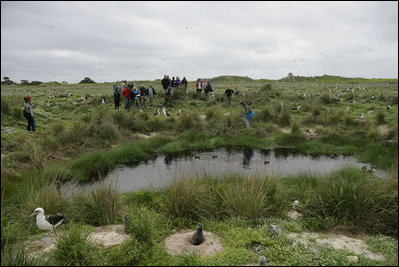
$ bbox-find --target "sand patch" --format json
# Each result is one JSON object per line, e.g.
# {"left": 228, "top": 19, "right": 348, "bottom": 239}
{"left": 287, "top": 232, "right": 385, "bottom": 261}
{"left": 88, "top": 224, "right": 130, "bottom": 247}
{"left": 378, "top": 125, "right": 390, "bottom": 136}
{"left": 136, "top": 132, "right": 158, "bottom": 139}
{"left": 164, "top": 229, "right": 223, "bottom": 256}
{"left": 24, "top": 224, "right": 130, "bottom": 258}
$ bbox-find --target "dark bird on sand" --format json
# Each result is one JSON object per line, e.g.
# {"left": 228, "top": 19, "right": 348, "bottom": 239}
{"left": 191, "top": 223, "right": 205, "bottom": 245}
{"left": 259, "top": 255, "right": 266, "bottom": 266}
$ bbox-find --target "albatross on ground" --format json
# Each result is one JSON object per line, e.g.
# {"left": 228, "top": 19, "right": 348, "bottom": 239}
{"left": 30, "top": 207, "right": 64, "bottom": 235}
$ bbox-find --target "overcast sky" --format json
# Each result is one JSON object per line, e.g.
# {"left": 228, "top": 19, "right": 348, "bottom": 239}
{"left": 1, "top": 1, "right": 398, "bottom": 83}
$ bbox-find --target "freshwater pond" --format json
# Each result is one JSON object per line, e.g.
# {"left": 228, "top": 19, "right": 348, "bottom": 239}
{"left": 61, "top": 147, "right": 388, "bottom": 196}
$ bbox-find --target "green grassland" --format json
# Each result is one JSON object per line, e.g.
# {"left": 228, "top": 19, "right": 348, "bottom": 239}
{"left": 1, "top": 75, "right": 398, "bottom": 265}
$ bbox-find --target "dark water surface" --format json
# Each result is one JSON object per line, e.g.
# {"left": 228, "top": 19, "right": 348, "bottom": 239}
{"left": 61, "top": 148, "right": 388, "bottom": 196}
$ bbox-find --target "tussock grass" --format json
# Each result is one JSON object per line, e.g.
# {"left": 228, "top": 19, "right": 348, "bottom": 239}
{"left": 124, "top": 206, "right": 157, "bottom": 245}
{"left": 53, "top": 223, "right": 101, "bottom": 266}
{"left": 157, "top": 176, "right": 219, "bottom": 220}
{"left": 218, "top": 175, "right": 281, "bottom": 221}
{"left": 1, "top": 243, "right": 38, "bottom": 266}
{"left": 302, "top": 167, "right": 398, "bottom": 236}
{"left": 69, "top": 182, "right": 123, "bottom": 226}
{"left": 24, "top": 182, "right": 67, "bottom": 220}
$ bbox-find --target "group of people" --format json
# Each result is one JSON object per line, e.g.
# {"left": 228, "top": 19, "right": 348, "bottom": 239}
{"left": 195, "top": 79, "right": 214, "bottom": 97}
{"left": 22, "top": 76, "right": 255, "bottom": 132}
{"left": 113, "top": 82, "right": 156, "bottom": 110}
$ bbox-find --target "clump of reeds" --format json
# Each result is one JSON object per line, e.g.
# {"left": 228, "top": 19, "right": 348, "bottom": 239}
{"left": 53, "top": 223, "right": 100, "bottom": 266}
{"left": 69, "top": 182, "right": 123, "bottom": 226}
{"left": 218, "top": 175, "right": 281, "bottom": 221}
{"left": 157, "top": 176, "right": 219, "bottom": 220}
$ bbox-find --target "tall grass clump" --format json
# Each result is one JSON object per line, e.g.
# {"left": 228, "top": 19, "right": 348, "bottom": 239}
{"left": 41, "top": 165, "right": 74, "bottom": 184}
{"left": 69, "top": 182, "right": 123, "bottom": 226}
{"left": 376, "top": 110, "right": 385, "bottom": 124}
{"left": 177, "top": 111, "right": 201, "bottom": 131}
{"left": 277, "top": 110, "right": 291, "bottom": 127}
{"left": 71, "top": 151, "right": 116, "bottom": 182}
{"left": 124, "top": 206, "right": 156, "bottom": 245}
{"left": 258, "top": 107, "right": 272, "bottom": 122}
{"left": 53, "top": 223, "right": 101, "bottom": 266}
{"left": 218, "top": 175, "right": 281, "bottom": 221}
{"left": 1, "top": 244, "right": 38, "bottom": 266}
{"left": 157, "top": 176, "right": 218, "bottom": 220}
{"left": 204, "top": 106, "right": 221, "bottom": 121}
{"left": 302, "top": 168, "right": 398, "bottom": 235}
{"left": 24, "top": 182, "right": 67, "bottom": 221}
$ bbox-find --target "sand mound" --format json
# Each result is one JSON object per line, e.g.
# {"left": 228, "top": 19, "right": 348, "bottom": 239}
{"left": 288, "top": 232, "right": 385, "bottom": 261}
{"left": 164, "top": 229, "right": 223, "bottom": 256}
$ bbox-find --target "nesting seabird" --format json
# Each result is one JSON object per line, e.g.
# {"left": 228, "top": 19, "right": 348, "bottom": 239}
{"left": 191, "top": 223, "right": 205, "bottom": 245}
{"left": 259, "top": 255, "right": 266, "bottom": 266}
{"left": 293, "top": 200, "right": 300, "bottom": 210}
{"left": 30, "top": 207, "right": 64, "bottom": 235}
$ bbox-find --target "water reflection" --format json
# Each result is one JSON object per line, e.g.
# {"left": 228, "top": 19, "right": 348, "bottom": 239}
{"left": 61, "top": 147, "right": 388, "bottom": 196}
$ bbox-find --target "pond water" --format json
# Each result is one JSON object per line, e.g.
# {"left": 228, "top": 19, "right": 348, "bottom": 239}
{"left": 61, "top": 147, "right": 388, "bottom": 196}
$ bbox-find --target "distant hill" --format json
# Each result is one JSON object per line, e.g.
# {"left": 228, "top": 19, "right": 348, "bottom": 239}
{"left": 209, "top": 75, "right": 253, "bottom": 83}
{"left": 279, "top": 74, "right": 397, "bottom": 83}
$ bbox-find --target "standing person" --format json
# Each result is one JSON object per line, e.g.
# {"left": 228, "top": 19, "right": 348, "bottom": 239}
{"left": 130, "top": 85, "right": 141, "bottom": 109}
{"left": 225, "top": 86, "right": 234, "bottom": 105}
{"left": 204, "top": 81, "right": 213, "bottom": 97}
{"left": 196, "top": 78, "right": 202, "bottom": 95}
{"left": 23, "top": 95, "right": 35, "bottom": 132}
{"left": 176, "top": 76, "right": 181, "bottom": 88}
{"left": 161, "top": 75, "right": 170, "bottom": 95}
{"left": 147, "top": 84, "right": 156, "bottom": 106}
{"left": 241, "top": 101, "right": 254, "bottom": 128}
{"left": 113, "top": 83, "right": 121, "bottom": 109}
{"left": 139, "top": 84, "right": 147, "bottom": 108}
{"left": 122, "top": 84, "right": 131, "bottom": 110}
{"left": 171, "top": 77, "right": 176, "bottom": 88}
{"left": 181, "top": 77, "right": 188, "bottom": 92}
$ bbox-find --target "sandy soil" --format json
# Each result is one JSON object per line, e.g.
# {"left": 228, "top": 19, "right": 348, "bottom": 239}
{"left": 287, "top": 231, "right": 385, "bottom": 261}
{"left": 164, "top": 229, "right": 224, "bottom": 256}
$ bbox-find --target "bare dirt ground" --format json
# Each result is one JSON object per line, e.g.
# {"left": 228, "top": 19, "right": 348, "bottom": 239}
{"left": 287, "top": 231, "right": 385, "bottom": 262}
{"left": 164, "top": 229, "right": 224, "bottom": 256}
{"left": 23, "top": 224, "right": 386, "bottom": 263}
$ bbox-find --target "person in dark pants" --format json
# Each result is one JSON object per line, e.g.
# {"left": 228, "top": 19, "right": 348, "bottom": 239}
{"left": 113, "top": 83, "right": 121, "bottom": 109}
{"left": 225, "top": 86, "right": 234, "bottom": 105}
{"left": 161, "top": 75, "right": 170, "bottom": 95}
{"left": 24, "top": 95, "right": 35, "bottom": 131}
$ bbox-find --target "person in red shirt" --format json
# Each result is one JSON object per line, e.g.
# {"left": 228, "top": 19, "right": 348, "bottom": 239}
{"left": 122, "top": 84, "right": 131, "bottom": 110}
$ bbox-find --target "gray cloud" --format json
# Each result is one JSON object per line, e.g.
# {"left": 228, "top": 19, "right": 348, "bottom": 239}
{"left": 1, "top": 1, "right": 397, "bottom": 83}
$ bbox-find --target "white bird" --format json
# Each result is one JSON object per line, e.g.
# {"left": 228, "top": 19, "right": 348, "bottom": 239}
{"left": 30, "top": 207, "right": 64, "bottom": 235}
{"left": 101, "top": 98, "right": 106, "bottom": 104}
{"left": 162, "top": 107, "right": 170, "bottom": 116}
{"left": 359, "top": 113, "right": 365, "bottom": 120}
{"left": 386, "top": 105, "right": 391, "bottom": 111}
{"left": 346, "top": 106, "right": 350, "bottom": 111}
{"left": 154, "top": 108, "right": 160, "bottom": 116}
{"left": 293, "top": 200, "right": 300, "bottom": 210}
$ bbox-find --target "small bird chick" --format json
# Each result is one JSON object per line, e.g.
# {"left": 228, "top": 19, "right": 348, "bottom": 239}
{"left": 259, "top": 255, "right": 266, "bottom": 266}
{"left": 293, "top": 200, "right": 300, "bottom": 210}
{"left": 191, "top": 223, "right": 205, "bottom": 245}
